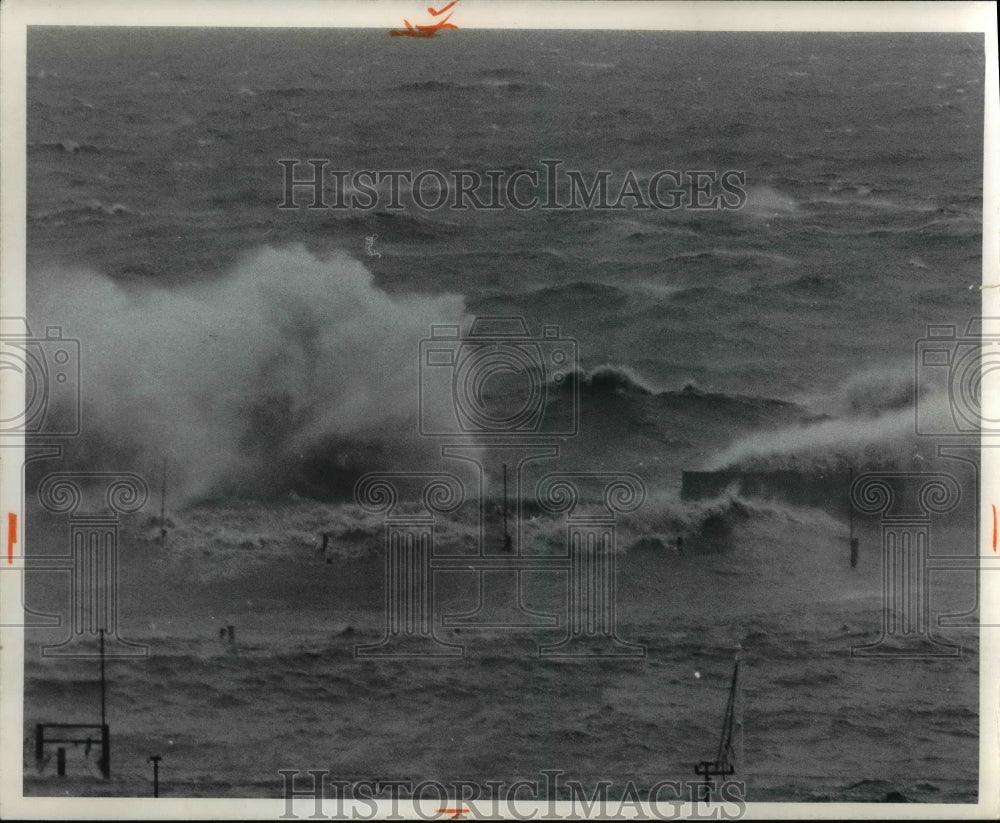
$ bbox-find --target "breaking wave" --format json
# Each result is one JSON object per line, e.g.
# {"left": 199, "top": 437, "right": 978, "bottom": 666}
{"left": 29, "top": 245, "right": 469, "bottom": 501}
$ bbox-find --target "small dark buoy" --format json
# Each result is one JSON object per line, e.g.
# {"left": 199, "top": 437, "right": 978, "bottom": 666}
{"left": 676, "top": 536, "right": 684, "bottom": 555}
{"left": 219, "top": 627, "right": 226, "bottom": 640}
{"left": 226, "top": 625, "right": 235, "bottom": 643}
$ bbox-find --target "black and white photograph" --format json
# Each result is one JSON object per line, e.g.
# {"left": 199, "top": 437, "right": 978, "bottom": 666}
{"left": 1, "top": 1, "right": 997, "bottom": 819}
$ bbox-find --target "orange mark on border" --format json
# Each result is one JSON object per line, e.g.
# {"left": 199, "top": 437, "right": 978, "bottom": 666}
{"left": 993, "top": 504, "right": 997, "bottom": 552}
{"left": 427, "top": 1, "right": 458, "bottom": 15}
{"left": 391, "top": 0, "right": 459, "bottom": 36}
{"left": 7, "top": 513, "right": 16, "bottom": 564}
{"left": 437, "top": 809, "right": 469, "bottom": 821}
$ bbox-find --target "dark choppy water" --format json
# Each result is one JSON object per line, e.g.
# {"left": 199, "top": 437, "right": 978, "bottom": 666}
{"left": 22, "top": 28, "right": 984, "bottom": 802}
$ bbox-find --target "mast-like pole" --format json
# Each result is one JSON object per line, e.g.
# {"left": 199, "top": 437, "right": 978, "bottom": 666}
{"left": 502, "top": 464, "right": 512, "bottom": 551}
{"left": 848, "top": 468, "right": 859, "bottom": 568}
{"left": 716, "top": 657, "right": 739, "bottom": 768}
{"left": 848, "top": 467, "right": 854, "bottom": 541}
{"left": 99, "top": 627, "right": 106, "bottom": 728}
{"left": 159, "top": 457, "right": 167, "bottom": 543}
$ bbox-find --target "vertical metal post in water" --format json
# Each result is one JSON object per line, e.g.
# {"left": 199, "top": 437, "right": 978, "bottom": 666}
{"left": 150, "top": 755, "right": 162, "bottom": 797}
{"left": 502, "top": 464, "right": 512, "bottom": 552}
{"left": 160, "top": 457, "right": 167, "bottom": 543}
{"left": 99, "top": 628, "right": 110, "bottom": 777}
{"left": 99, "top": 628, "right": 106, "bottom": 727}
{"left": 101, "top": 724, "right": 110, "bottom": 779}
{"left": 849, "top": 468, "right": 859, "bottom": 568}
{"left": 848, "top": 468, "right": 853, "bottom": 538}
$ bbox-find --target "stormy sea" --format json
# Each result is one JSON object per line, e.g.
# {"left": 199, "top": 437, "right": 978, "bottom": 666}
{"left": 21, "top": 29, "right": 983, "bottom": 802}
